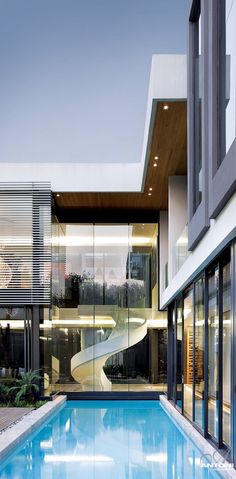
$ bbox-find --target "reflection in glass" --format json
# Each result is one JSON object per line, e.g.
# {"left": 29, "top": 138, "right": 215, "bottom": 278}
{"left": 194, "top": 277, "right": 204, "bottom": 430}
{"left": 183, "top": 288, "right": 193, "bottom": 420}
{"left": 222, "top": 260, "right": 231, "bottom": 446}
{"left": 176, "top": 298, "right": 182, "bottom": 409}
{"left": 0, "top": 307, "right": 25, "bottom": 378}
{"left": 208, "top": 266, "right": 219, "bottom": 440}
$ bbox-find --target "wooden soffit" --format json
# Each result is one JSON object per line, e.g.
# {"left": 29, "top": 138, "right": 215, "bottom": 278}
{"left": 54, "top": 100, "right": 187, "bottom": 219}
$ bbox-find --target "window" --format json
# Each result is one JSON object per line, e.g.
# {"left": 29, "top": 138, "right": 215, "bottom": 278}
{"left": 189, "top": 0, "right": 202, "bottom": 214}
{"left": 183, "top": 288, "right": 194, "bottom": 419}
{"left": 194, "top": 277, "right": 204, "bottom": 430}
{"left": 225, "top": 0, "right": 236, "bottom": 157}
{"left": 222, "top": 259, "right": 231, "bottom": 446}
{"left": 208, "top": 266, "right": 219, "bottom": 441}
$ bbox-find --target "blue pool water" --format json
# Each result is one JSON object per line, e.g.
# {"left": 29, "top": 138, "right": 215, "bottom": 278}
{"left": 0, "top": 400, "right": 225, "bottom": 478}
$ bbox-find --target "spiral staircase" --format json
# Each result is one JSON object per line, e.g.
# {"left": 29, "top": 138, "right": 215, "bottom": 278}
{"left": 71, "top": 310, "right": 147, "bottom": 391}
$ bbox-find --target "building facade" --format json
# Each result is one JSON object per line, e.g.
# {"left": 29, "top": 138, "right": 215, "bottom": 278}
{"left": 159, "top": 0, "right": 236, "bottom": 467}
{"left": 0, "top": 0, "right": 236, "bottom": 468}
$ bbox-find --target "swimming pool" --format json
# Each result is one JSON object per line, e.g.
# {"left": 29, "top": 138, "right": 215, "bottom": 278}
{"left": 0, "top": 400, "right": 225, "bottom": 478}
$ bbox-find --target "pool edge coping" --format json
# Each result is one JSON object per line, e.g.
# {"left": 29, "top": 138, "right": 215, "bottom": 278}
{"left": 160, "top": 395, "right": 236, "bottom": 479}
{"left": 0, "top": 395, "right": 66, "bottom": 462}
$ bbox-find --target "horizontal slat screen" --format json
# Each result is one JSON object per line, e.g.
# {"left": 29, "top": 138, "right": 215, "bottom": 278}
{"left": 0, "top": 182, "right": 51, "bottom": 305}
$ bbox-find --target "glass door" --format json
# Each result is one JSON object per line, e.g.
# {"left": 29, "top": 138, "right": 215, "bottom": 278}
{"left": 208, "top": 266, "right": 219, "bottom": 441}
{"left": 176, "top": 298, "right": 183, "bottom": 411}
{"left": 183, "top": 288, "right": 194, "bottom": 420}
{"left": 222, "top": 258, "right": 231, "bottom": 447}
{"left": 194, "top": 277, "right": 205, "bottom": 431}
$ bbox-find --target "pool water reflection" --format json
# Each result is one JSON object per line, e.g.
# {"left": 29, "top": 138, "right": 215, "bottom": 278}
{"left": 0, "top": 401, "right": 223, "bottom": 478}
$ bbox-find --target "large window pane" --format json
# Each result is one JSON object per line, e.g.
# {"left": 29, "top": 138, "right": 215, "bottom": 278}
{"left": 49, "top": 222, "right": 167, "bottom": 394}
{"left": 183, "top": 288, "right": 193, "bottom": 420}
{"left": 222, "top": 259, "right": 231, "bottom": 446}
{"left": 208, "top": 266, "right": 219, "bottom": 440}
{"left": 176, "top": 298, "right": 183, "bottom": 409}
{"left": 0, "top": 307, "right": 25, "bottom": 378}
{"left": 170, "top": 304, "right": 176, "bottom": 402}
{"left": 225, "top": 0, "right": 236, "bottom": 155}
{"left": 194, "top": 10, "right": 202, "bottom": 212}
{"left": 194, "top": 277, "right": 204, "bottom": 430}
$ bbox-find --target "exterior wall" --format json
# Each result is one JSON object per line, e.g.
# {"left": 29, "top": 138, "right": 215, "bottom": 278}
{"left": 161, "top": 191, "right": 236, "bottom": 309}
{"left": 161, "top": 0, "right": 236, "bottom": 309}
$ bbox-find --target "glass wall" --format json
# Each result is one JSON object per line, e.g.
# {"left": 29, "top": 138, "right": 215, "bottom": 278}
{"left": 43, "top": 222, "right": 167, "bottom": 394}
{"left": 176, "top": 298, "right": 183, "bottom": 410}
{"left": 225, "top": 0, "right": 236, "bottom": 156}
{"left": 183, "top": 288, "right": 193, "bottom": 419}
{"left": 194, "top": 277, "right": 204, "bottom": 430}
{"left": 208, "top": 266, "right": 219, "bottom": 440}
{"left": 0, "top": 307, "right": 25, "bottom": 378}
{"left": 222, "top": 259, "right": 231, "bottom": 446}
{"left": 194, "top": 8, "right": 202, "bottom": 212}
{"left": 169, "top": 249, "right": 232, "bottom": 450}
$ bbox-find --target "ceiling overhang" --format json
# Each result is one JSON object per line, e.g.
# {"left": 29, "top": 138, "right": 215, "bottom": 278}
{"left": 54, "top": 98, "right": 187, "bottom": 220}
{"left": 0, "top": 54, "right": 187, "bottom": 217}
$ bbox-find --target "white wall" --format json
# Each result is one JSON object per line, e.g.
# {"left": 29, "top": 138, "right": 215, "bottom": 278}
{"left": 168, "top": 176, "right": 187, "bottom": 283}
{"left": 161, "top": 192, "right": 236, "bottom": 309}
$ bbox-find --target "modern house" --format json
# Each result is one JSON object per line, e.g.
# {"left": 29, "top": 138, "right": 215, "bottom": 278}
{"left": 0, "top": 0, "right": 236, "bottom": 468}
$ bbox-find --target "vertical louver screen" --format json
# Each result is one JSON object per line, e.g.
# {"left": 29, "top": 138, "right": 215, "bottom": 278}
{"left": 0, "top": 183, "right": 51, "bottom": 305}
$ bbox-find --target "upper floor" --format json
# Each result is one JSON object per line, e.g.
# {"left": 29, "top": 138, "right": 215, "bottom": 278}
{"left": 159, "top": 0, "right": 236, "bottom": 308}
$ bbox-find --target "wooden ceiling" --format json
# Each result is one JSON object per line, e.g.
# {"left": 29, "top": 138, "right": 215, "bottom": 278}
{"left": 54, "top": 101, "right": 186, "bottom": 220}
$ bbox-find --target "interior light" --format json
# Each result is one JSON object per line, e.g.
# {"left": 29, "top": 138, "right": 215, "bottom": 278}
{"left": 51, "top": 236, "right": 153, "bottom": 247}
{"left": 163, "top": 105, "right": 169, "bottom": 110}
{"left": 56, "top": 194, "right": 60, "bottom": 197}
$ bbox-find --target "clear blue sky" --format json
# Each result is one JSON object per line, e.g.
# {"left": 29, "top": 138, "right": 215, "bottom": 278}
{"left": 0, "top": 0, "right": 190, "bottom": 164}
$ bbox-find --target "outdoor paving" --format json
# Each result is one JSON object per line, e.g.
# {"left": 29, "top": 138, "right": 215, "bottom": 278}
{"left": 0, "top": 408, "right": 32, "bottom": 433}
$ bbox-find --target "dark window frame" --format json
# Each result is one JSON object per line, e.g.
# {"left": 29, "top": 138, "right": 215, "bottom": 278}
{"left": 188, "top": 0, "right": 210, "bottom": 250}
{"left": 167, "top": 244, "right": 234, "bottom": 458}
{"left": 208, "top": 0, "right": 236, "bottom": 218}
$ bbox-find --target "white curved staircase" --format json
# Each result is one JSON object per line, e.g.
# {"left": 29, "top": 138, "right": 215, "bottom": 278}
{"left": 71, "top": 311, "right": 147, "bottom": 391}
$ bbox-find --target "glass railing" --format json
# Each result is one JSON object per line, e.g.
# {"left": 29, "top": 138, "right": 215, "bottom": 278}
{"left": 174, "top": 225, "right": 189, "bottom": 275}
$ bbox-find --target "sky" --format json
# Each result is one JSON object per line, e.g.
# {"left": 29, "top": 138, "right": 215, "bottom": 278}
{"left": 0, "top": 0, "right": 190, "bottom": 164}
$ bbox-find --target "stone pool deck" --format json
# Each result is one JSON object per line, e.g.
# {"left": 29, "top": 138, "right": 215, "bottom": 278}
{"left": 0, "top": 395, "right": 66, "bottom": 461}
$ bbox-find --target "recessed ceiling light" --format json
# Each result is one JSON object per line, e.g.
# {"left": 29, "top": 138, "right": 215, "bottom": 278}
{"left": 149, "top": 187, "right": 153, "bottom": 191}
{"left": 142, "top": 224, "right": 145, "bottom": 226}
{"left": 163, "top": 105, "right": 169, "bottom": 110}
{"left": 148, "top": 192, "right": 152, "bottom": 196}
{"left": 56, "top": 194, "right": 60, "bottom": 197}
{"left": 154, "top": 156, "right": 159, "bottom": 160}
{"left": 153, "top": 163, "right": 157, "bottom": 167}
